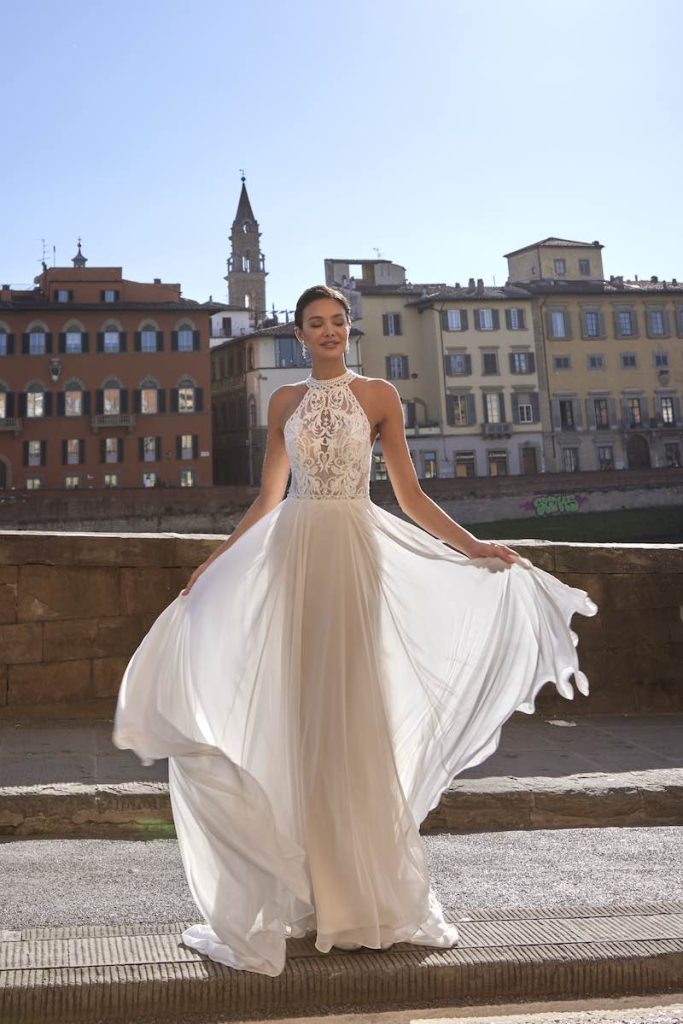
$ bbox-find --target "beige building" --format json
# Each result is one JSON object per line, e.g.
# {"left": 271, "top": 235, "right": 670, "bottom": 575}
{"left": 325, "top": 259, "right": 544, "bottom": 479}
{"left": 505, "top": 238, "right": 683, "bottom": 471}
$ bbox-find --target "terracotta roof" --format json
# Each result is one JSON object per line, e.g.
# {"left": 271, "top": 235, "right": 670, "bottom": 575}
{"left": 504, "top": 237, "right": 603, "bottom": 258}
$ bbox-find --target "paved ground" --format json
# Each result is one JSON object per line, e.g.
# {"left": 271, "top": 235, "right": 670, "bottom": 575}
{"left": 1, "top": 712, "right": 681, "bottom": 787}
{"left": 1, "top": 826, "right": 681, "bottom": 929}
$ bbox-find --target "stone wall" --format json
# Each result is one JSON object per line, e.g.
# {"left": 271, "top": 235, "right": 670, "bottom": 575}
{"left": 0, "top": 530, "right": 681, "bottom": 719}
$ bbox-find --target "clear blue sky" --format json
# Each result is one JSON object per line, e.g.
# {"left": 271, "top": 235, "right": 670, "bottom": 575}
{"left": 3, "top": 0, "right": 682, "bottom": 315}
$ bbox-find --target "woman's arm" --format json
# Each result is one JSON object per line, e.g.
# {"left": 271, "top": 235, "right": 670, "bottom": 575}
{"left": 375, "top": 380, "right": 518, "bottom": 563}
{"left": 181, "top": 389, "right": 293, "bottom": 594}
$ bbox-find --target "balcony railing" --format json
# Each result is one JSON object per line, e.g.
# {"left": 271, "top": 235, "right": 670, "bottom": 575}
{"left": 91, "top": 413, "right": 136, "bottom": 434}
{"left": 481, "top": 421, "right": 512, "bottom": 438}
{"left": 0, "top": 417, "right": 21, "bottom": 435}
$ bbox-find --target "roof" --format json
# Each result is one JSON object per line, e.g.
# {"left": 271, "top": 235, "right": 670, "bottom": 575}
{"left": 409, "top": 284, "right": 533, "bottom": 307}
{"left": 504, "top": 237, "right": 603, "bottom": 258}
{"left": 233, "top": 179, "right": 256, "bottom": 225}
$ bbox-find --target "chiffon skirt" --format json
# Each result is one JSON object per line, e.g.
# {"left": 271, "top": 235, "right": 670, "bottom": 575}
{"left": 112, "top": 493, "right": 598, "bottom": 976}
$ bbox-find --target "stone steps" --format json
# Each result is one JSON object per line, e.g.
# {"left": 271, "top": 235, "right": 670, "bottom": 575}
{"left": 2, "top": 902, "right": 682, "bottom": 1024}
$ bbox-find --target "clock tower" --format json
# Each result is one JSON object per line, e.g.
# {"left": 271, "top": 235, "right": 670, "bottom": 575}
{"left": 226, "top": 175, "right": 267, "bottom": 324}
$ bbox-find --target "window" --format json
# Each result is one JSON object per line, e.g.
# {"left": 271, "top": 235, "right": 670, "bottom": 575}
{"left": 597, "top": 445, "right": 614, "bottom": 470}
{"left": 65, "top": 330, "right": 83, "bottom": 354}
{"left": 661, "top": 397, "right": 675, "bottom": 425}
{"left": 510, "top": 351, "right": 534, "bottom": 374}
{"left": 476, "top": 308, "right": 495, "bottom": 330}
{"left": 518, "top": 399, "right": 533, "bottom": 424}
{"left": 26, "top": 477, "right": 41, "bottom": 489}
{"left": 482, "top": 352, "right": 498, "bottom": 375}
{"left": 386, "top": 355, "right": 408, "bottom": 379}
{"left": 66, "top": 439, "right": 81, "bottom": 465}
{"left": 445, "top": 309, "right": 462, "bottom": 330}
{"left": 553, "top": 356, "right": 571, "bottom": 371}
{"left": 0, "top": 332, "right": 7, "bottom": 356}
{"left": 103, "top": 330, "right": 120, "bottom": 353}
{"left": 372, "top": 453, "right": 388, "bottom": 480}
{"left": 180, "top": 433, "right": 193, "bottom": 459}
{"left": 140, "top": 328, "right": 158, "bottom": 352}
{"left": 180, "top": 468, "right": 196, "bottom": 487}
{"left": 559, "top": 399, "right": 575, "bottom": 430}
{"left": 178, "top": 386, "right": 195, "bottom": 412}
{"left": 587, "top": 354, "right": 605, "bottom": 370}
{"left": 506, "top": 308, "right": 525, "bottom": 330}
{"left": 177, "top": 325, "right": 194, "bottom": 351}
{"left": 103, "top": 387, "right": 121, "bottom": 414}
{"left": 616, "top": 310, "right": 635, "bottom": 336}
{"left": 448, "top": 394, "right": 469, "bottom": 426}
{"left": 487, "top": 450, "right": 508, "bottom": 476}
{"left": 65, "top": 475, "right": 80, "bottom": 488}
{"left": 276, "top": 336, "right": 309, "bottom": 368}
{"left": 65, "top": 388, "right": 82, "bottom": 416}
{"left": 104, "top": 438, "right": 119, "bottom": 463}
{"left": 29, "top": 330, "right": 47, "bottom": 355}
{"left": 142, "top": 472, "right": 159, "bottom": 488}
{"left": 55, "top": 289, "right": 71, "bottom": 303}
{"left": 382, "top": 313, "right": 402, "bottom": 336}
{"left": 554, "top": 259, "right": 566, "bottom": 275}
{"left": 27, "top": 440, "right": 42, "bottom": 467}
{"left": 647, "top": 310, "right": 666, "bottom": 336}
{"left": 549, "top": 310, "right": 567, "bottom": 338}
{"left": 583, "top": 311, "right": 601, "bottom": 337}
{"left": 142, "top": 437, "right": 157, "bottom": 462}
{"left": 444, "top": 353, "right": 470, "bottom": 376}
{"left": 0, "top": 391, "right": 6, "bottom": 417}
{"left": 654, "top": 352, "right": 669, "bottom": 368}
{"left": 104, "top": 473, "right": 118, "bottom": 487}
{"left": 664, "top": 442, "right": 681, "bottom": 467}
{"left": 621, "top": 353, "right": 637, "bottom": 368}
{"left": 102, "top": 289, "right": 118, "bottom": 303}
{"left": 579, "top": 259, "right": 590, "bottom": 275}
{"left": 485, "top": 393, "right": 501, "bottom": 423}
{"left": 242, "top": 255, "right": 250, "bottom": 272}
{"left": 594, "top": 399, "right": 609, "bottom": 428}
{"left": 141, "top": 387, "right": 159, "bottom": 414}
{"left": 562, "top": 447, "right": 579, "bottom": 472}
{"left": 423, "top": 451, "right": 437, "bottom": 479}
{"left": 626, "top": 397, "right": 642, "bottom": 426}
{"left": 26, "top": 386, "right": 45, "bottom": 418}
{"left": 454, "top": 452, "right": 476, "bottom": 478}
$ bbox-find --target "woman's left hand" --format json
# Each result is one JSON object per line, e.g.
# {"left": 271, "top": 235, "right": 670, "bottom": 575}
{"left": 464, "top": 539, "right": 520, "bottom": 564}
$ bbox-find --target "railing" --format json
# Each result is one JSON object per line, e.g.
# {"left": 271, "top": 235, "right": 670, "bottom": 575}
{"left": 0, "top": 417, "right": 21, "bottom": 435}
{"left": 481, "top": 421, "right": 512, "bottom": 438}
{"left": 91, "top": 414, "right": 136, "bottom": 434}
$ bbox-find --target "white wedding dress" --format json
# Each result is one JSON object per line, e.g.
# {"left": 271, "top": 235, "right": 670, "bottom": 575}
{"left": 113, "top": 367, "right": 598, "bottom": 977}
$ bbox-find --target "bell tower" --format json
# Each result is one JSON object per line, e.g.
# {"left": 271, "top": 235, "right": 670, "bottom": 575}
{"left": 226, "top": 174, "right": 267, "bottom": 324}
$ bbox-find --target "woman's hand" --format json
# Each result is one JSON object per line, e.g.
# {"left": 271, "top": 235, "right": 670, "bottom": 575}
{"left": 463, "top": 539, "right": 519, "bottom": 564}
{"left": 180, "top": 560, "right": 212, "bottom": 597}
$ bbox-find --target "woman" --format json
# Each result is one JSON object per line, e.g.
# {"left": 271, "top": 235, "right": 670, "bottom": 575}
{"left": 113, "top": 284, "right": 598, "bottom": 977}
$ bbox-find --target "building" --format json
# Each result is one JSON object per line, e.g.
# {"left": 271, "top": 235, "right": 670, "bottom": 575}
{"left": 226, "top": 176, "right": 267, "bottom": 324}
{"left": 505, "top": 238, "right": 683, "bottom": 471}
{"left": 0, "top": 244, "right": 225, "bottom": 490}
{"left": 325, "top": 259, "right": 544, "bottom": 479}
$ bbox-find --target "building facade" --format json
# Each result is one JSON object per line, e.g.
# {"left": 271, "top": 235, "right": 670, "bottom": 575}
{"left": 0, "top": 246, "right": 223, "bottom": 490}
{"left": 226, "top": 176, "right": 267, "bottom": 324}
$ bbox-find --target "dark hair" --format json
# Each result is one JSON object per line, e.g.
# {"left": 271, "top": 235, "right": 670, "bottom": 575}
{"left": 294, "top": 284, "right": 351, "bottom": 330}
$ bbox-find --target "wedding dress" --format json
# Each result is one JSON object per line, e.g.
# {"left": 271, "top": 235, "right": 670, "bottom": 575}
{"left": 112, "top": 366, "right": 598, "bottom": 977}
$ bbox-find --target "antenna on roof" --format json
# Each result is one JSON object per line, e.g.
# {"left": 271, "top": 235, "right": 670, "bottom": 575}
{"left": 373, "top": 247, "right": 382, "bottom": 259}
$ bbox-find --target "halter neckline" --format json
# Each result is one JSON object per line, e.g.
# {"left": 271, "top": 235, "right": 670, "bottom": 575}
{"left": 304, "top": 368, "right": 357, "bottom": 388}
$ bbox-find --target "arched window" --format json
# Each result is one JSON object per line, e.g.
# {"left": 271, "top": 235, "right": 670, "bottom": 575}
{"left": 26, "top": 382, "right": 45, "bottom": 417}
{"left": 176, "top": 323, "right": 194, "bottom": 352}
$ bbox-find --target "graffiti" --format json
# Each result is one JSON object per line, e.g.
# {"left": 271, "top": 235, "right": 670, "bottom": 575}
{"left": 519, "top": 493, "right": 589, "bottom": 517}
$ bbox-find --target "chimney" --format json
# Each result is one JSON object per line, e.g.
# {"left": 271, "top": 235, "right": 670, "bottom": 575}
{"left": 651, "top": 275, "right": 659, "bottom": 283}
{"left": 153, "top": 277, "right": 161, "bottom": 285}
{"left": 467, "top": 277, "right": 475, "bottom": 291}
{"left": 476, "top": 277, "right": 484, "bottom": 293}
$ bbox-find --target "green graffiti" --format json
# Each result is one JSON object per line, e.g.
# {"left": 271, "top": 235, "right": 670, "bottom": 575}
{"left": 532, "top": 494, "right": 580, "bottom": 517}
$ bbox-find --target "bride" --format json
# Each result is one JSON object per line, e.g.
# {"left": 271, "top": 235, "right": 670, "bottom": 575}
{"left": 113, "top": 284, "right": 598, "bottom": 977}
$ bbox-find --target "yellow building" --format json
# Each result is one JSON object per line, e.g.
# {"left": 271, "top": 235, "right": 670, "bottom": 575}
{"left": 505, "top": 238, "right": 683, "bottom": 471}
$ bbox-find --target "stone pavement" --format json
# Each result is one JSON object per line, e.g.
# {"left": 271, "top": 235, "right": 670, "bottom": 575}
{"left": 0, "top": 712, "right": 681, "bottom": 838}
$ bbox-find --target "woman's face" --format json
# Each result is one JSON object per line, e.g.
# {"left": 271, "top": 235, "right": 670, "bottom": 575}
{"left": 295, "top": 298, "right": 350, "bottom": 360}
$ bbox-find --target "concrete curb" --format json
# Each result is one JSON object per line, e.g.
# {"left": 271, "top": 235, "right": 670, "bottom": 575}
{"left": 1, "top": 902, "right": 682, "bottom": 1023}
{"left": 1, "top": 770, "right": 682, "bottom": 838}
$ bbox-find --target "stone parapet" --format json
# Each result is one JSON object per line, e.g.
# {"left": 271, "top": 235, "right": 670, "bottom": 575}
{"left": 0, "top": 531, "right": 681, "bottom": 716}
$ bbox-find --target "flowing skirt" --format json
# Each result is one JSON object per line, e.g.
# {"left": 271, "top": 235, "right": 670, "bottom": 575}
{"left": 112, "top": 494, "right": 598, "bottom": 976}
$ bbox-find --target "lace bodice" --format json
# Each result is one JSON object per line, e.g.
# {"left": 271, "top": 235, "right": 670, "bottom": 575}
{"left": 284, "top": 368, "right": 372, "bottom": 499}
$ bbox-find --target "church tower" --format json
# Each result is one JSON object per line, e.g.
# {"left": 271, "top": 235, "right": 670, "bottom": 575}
{"left": 226, "top": 175, "right": 267, "bottom": 323}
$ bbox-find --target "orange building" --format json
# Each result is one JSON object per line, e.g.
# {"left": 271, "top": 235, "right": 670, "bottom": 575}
{"left": 0, "top": 244, "right": 227, "bottom": 490}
